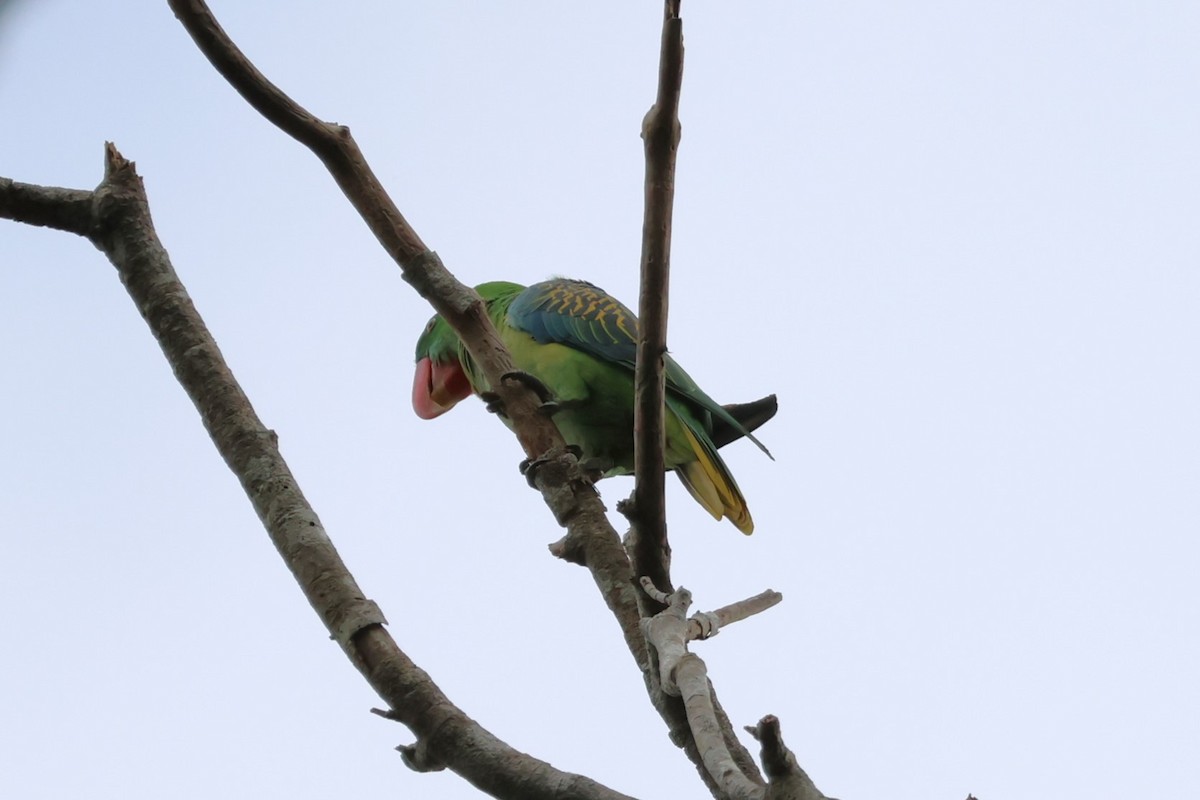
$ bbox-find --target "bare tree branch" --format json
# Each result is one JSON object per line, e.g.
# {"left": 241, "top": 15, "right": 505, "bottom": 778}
{"left": 0, "top": 145, "right": 640, "bottom": 800}
{"left": 629, "top": 0, "right": 684, "bottom": 602}
{"left": 640, "top": 580, "right": 783, "bottom": 642}
{"left": 625, "top": 6, "right": 770, "bottom": 793}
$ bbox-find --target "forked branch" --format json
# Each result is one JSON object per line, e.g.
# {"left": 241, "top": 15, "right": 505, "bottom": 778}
{"left": 641, "top": 580, "right": 783, "bottom": 800}
{"left": 165, "top": 0, "right": 757, "bottom": 792}
{"left": 3, "top": 1, "right": 808, "bottom": 796}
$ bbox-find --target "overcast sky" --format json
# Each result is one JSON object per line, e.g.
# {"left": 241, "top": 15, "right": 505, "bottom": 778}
{"left": 2, "top": 2, "right": 1198, "bottom": 799}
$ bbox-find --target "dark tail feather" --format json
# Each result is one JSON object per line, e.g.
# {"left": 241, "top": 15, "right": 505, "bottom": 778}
{"left": 712, "top": 394, "right": 778, "bottom": 450}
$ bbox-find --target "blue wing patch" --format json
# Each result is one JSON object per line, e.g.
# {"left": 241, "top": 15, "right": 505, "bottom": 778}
{"left": 505, "top": 278, "right": 772, "bottom": 458}
{"left": 508, "top": 279, "right": 639, "bottom": 366}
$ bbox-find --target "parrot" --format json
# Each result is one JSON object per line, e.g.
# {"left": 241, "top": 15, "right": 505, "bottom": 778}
{"left": 412, "top": 278, "right": 775, "bottom": 534}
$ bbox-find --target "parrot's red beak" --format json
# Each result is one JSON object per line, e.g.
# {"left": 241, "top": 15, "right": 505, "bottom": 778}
{"left": 412, "top": 357, "right": 473, "bottom": 419}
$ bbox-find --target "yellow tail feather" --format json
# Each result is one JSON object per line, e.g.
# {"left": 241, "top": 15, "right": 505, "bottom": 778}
{"left": 676, "top": 427, "right": 754, "bottom": 535}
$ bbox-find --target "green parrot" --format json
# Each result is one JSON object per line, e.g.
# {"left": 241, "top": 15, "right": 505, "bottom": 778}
{"left": 412, "top": 278, "right": 775, "bottom": 534}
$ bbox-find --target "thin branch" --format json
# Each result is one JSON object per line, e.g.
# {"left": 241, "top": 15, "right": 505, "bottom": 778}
{"left": 640, "top": 579, "right": 783, "bottom": 642}
{"left": 0, "top": 177, "right": 94, "bottom": 235}
{"left": 0, "top": 145, "right": 637, "bottom": 800}
{"left": 626, "top": 5, "right": 768, "bottom": 792}
{"left": 630, "top": 0, "right": 685, "bottom": 602}
{"left": 168, "top": 0, "right": 427, "bottom": 263}
{"left": 690, "top": 590, "right": 784, "bottom": 640}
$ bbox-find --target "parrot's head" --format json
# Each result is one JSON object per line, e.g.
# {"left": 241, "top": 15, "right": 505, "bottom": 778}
{"left": 412, "top": 315, "right": 472, "bottom": 419}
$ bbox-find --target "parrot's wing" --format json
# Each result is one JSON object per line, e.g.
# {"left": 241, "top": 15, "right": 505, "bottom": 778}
{"left": 508, "top": 278, "right": 771, "bottom": 458}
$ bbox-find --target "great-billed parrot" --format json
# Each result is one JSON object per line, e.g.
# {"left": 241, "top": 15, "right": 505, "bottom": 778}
{"left": 412, "top": 278, "right": 775, "bottom": 534}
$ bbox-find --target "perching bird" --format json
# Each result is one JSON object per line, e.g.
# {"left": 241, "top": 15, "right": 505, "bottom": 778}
{"left": 412, "top": 279, "right": 775, "bottom": 534}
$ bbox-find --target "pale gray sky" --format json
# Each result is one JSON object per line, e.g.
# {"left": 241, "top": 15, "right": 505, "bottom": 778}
{"left": 2, "top": 2, "right": 1198, "bottom": 799}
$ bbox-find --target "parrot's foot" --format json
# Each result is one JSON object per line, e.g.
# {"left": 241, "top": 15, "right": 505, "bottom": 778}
{"left": 519, "top": 444, "right": 583, "bottom": 488}
{"left": 478, "top": 372, "right": 560, "bottom": 418}
{"left": 502, "top": 371, "right": 561, "bottom": 415}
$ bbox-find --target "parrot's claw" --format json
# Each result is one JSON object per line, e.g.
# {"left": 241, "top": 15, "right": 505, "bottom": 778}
{"left": 478, "top": 372, "right": 560, "bottom": 418}
{"left": 502, "top": 371, "right": 561, "bottom": 415}
{"left": 478, "top": 390, "right": 507, "bottom": 418}
{"left": 519, "top": 444, "right": 583, "bottom": 488}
